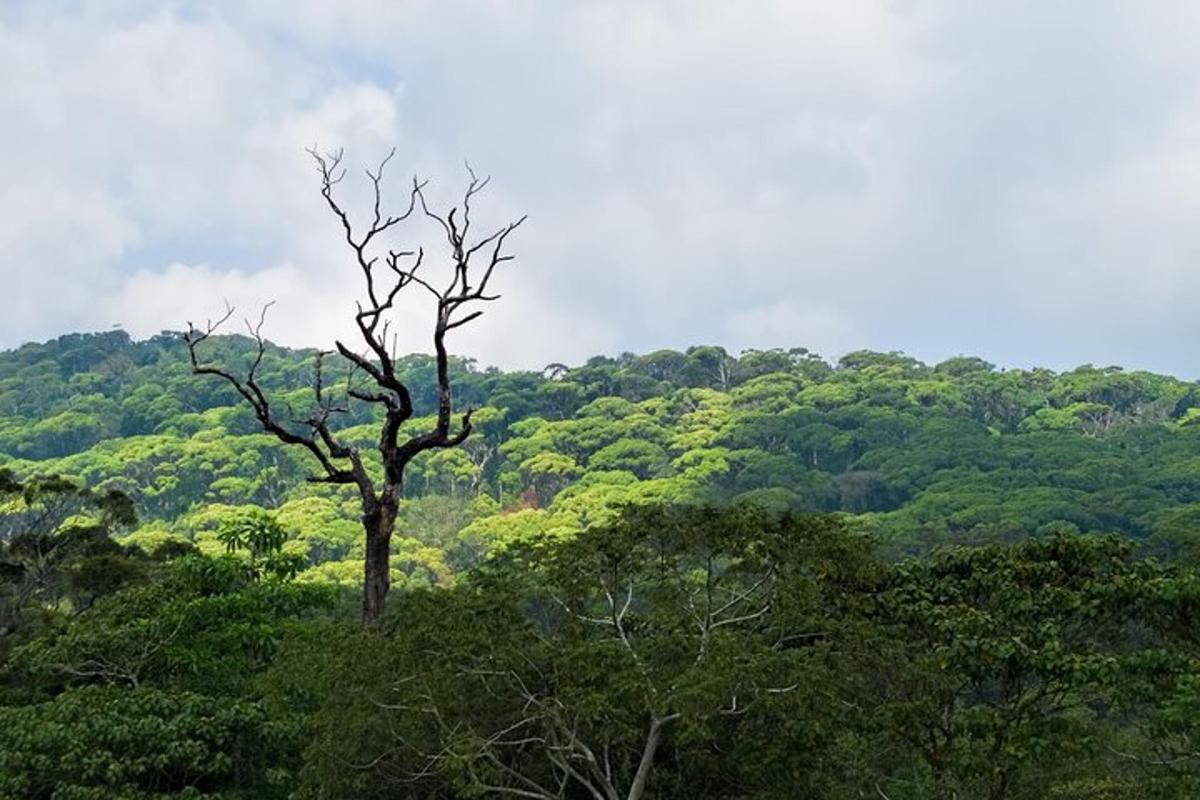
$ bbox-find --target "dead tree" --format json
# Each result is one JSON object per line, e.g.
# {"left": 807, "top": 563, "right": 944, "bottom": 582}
{"left": 184, "top": 148, "right": 525, "bottom": 622}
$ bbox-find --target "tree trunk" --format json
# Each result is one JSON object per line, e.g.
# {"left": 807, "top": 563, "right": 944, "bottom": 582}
{"left": 926, "top": 745, "right": 953, "bottom": 800}
{"left": 627, "top": 715, "right": 675, "bottom": 800}
{"left": 931, "top": 766, "right": 953, "bottom": 800}
{"left": 362, "top": 498, "right": 397, "bottom": 623}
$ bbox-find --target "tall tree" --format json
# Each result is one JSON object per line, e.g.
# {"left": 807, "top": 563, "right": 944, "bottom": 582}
{"left": 290, "top": 506, "right": 871, "bottom": 800}
{"left": 185, "top": 149, "right": 524, "bottom": 622}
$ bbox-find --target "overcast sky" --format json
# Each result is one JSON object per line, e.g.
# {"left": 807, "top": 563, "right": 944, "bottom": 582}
{"left": 2, "top": 1, "right": 1200, "bottom": 375}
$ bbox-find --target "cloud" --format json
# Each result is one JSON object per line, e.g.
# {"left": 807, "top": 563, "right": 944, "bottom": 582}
{"left": 3, "top": 2, "right": 1200, "bottom": 375}
{"left": 727, "top": 300, "right": 856, "bottom": 359}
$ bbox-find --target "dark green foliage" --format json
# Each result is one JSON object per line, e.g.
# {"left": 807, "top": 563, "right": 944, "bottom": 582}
{"left": 857, "top": 535, "right": 1151, "bottom": 799}
{"left": 0, "top": 520, "right": 334, "bottom": 799}
{"left": 0, "top": 469, "right": 149, "bottom": 647}
{"left": 0, "top": 687, "right": 286, "bottom": 800}
{"left": 2, "top": 500, "right": 1200, "bottom": 798}
{"left": 274, "top": 507, "right": 875, "bottom": 800}
{"left": 259, "top": 512, "right": 1200, "bottom": 799}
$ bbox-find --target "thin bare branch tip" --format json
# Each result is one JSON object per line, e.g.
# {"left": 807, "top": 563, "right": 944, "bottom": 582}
{"left": 365, "top": 149, "right": 397, "bottom": 183}
{"left": 464, "top": 160, "right": 492, "bottom": 188}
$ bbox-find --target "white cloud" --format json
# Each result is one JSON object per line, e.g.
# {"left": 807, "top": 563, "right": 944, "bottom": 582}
{"left": 3, "top": 2, "right": 1200, "bottom": 375}
{"left": 727, "top": 300, "right": 856, "bottom": 360}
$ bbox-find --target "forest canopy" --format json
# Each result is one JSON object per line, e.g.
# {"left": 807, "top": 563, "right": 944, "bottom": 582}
{"left": 5, "top": 331, "right": 1200, "bottom": 797}
{"left": 2, "top": 330, "right": 1200, "bottom": 575}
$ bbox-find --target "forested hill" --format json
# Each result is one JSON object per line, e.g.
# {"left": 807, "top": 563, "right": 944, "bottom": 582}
{"left": 10, "top": 329, "right": 1200, "bottom": 798}
{"left": 4, "top": 329, "right": 1200, "bottom": 581}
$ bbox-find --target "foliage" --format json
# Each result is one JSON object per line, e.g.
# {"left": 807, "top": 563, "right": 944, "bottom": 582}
{"left": 0, "top": 469, "right": 148, "bottom": 648}
{"left": 6, "top": 332, "right": 1200, "bottom": 795}
{"left": 5, "top": 333, "right": 1200, "bottom": 585}
{"left": 0, "top": 686, "right": 288, "bottom": 800}
{"left": 0, "top": 548, "right": 333, "bottom": 798}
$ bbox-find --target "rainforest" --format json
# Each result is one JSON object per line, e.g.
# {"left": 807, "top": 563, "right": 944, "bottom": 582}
{"left": 8, "top": 4, "right": 1200, "bottom": 796}
{"left": 4, "top": 330, "right": 1200, "bottom": 798}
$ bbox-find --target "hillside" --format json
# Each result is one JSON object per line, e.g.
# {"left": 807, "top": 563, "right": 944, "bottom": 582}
{"left": 4, "top": 329, "right": 1200, "bottom": 583}
{"left": 8, "top": 330, "right": 1200, "bottom": 798}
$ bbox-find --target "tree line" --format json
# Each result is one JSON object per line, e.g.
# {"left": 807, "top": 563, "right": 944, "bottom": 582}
{"left": 3, "top": 331, "right": 1200, "bottom": 583}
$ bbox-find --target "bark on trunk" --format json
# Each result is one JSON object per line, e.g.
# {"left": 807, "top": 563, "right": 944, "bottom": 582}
{"left": 627, "top": 715, "right": 674, "bottom": 800}
{"left": 931, "top": 768, "right": 953, "bottom": 800}
{"left": 362, "top": 500, "right": 396, "bottom": 623}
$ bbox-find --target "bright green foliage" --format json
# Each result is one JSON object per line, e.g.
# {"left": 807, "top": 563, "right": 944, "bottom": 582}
{"left": 214, "top": 508, "right": 304, "bottom": 582}
{"left": 5, "top": 332, "right": 1200, "bottom": 582}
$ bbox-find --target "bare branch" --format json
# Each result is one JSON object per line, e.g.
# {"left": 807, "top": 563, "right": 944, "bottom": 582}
{"left": 184, "top": 302, "right": 363, "bottom": 491}
{"left": 188, "top": 148, "right": 523, "bottom": 621}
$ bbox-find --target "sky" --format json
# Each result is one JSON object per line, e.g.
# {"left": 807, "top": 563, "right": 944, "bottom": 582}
{"left": 2, "top": 1, "right": 1200, "bottom": 376}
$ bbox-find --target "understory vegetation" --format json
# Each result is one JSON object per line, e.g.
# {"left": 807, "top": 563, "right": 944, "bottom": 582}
{"left": 5, "top": 330, "right": 1200, "bottom": 797}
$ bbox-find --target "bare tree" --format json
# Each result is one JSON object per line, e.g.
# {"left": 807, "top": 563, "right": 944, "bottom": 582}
{"left": 184, "top": 148, "right": 525, "bottom": 622}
